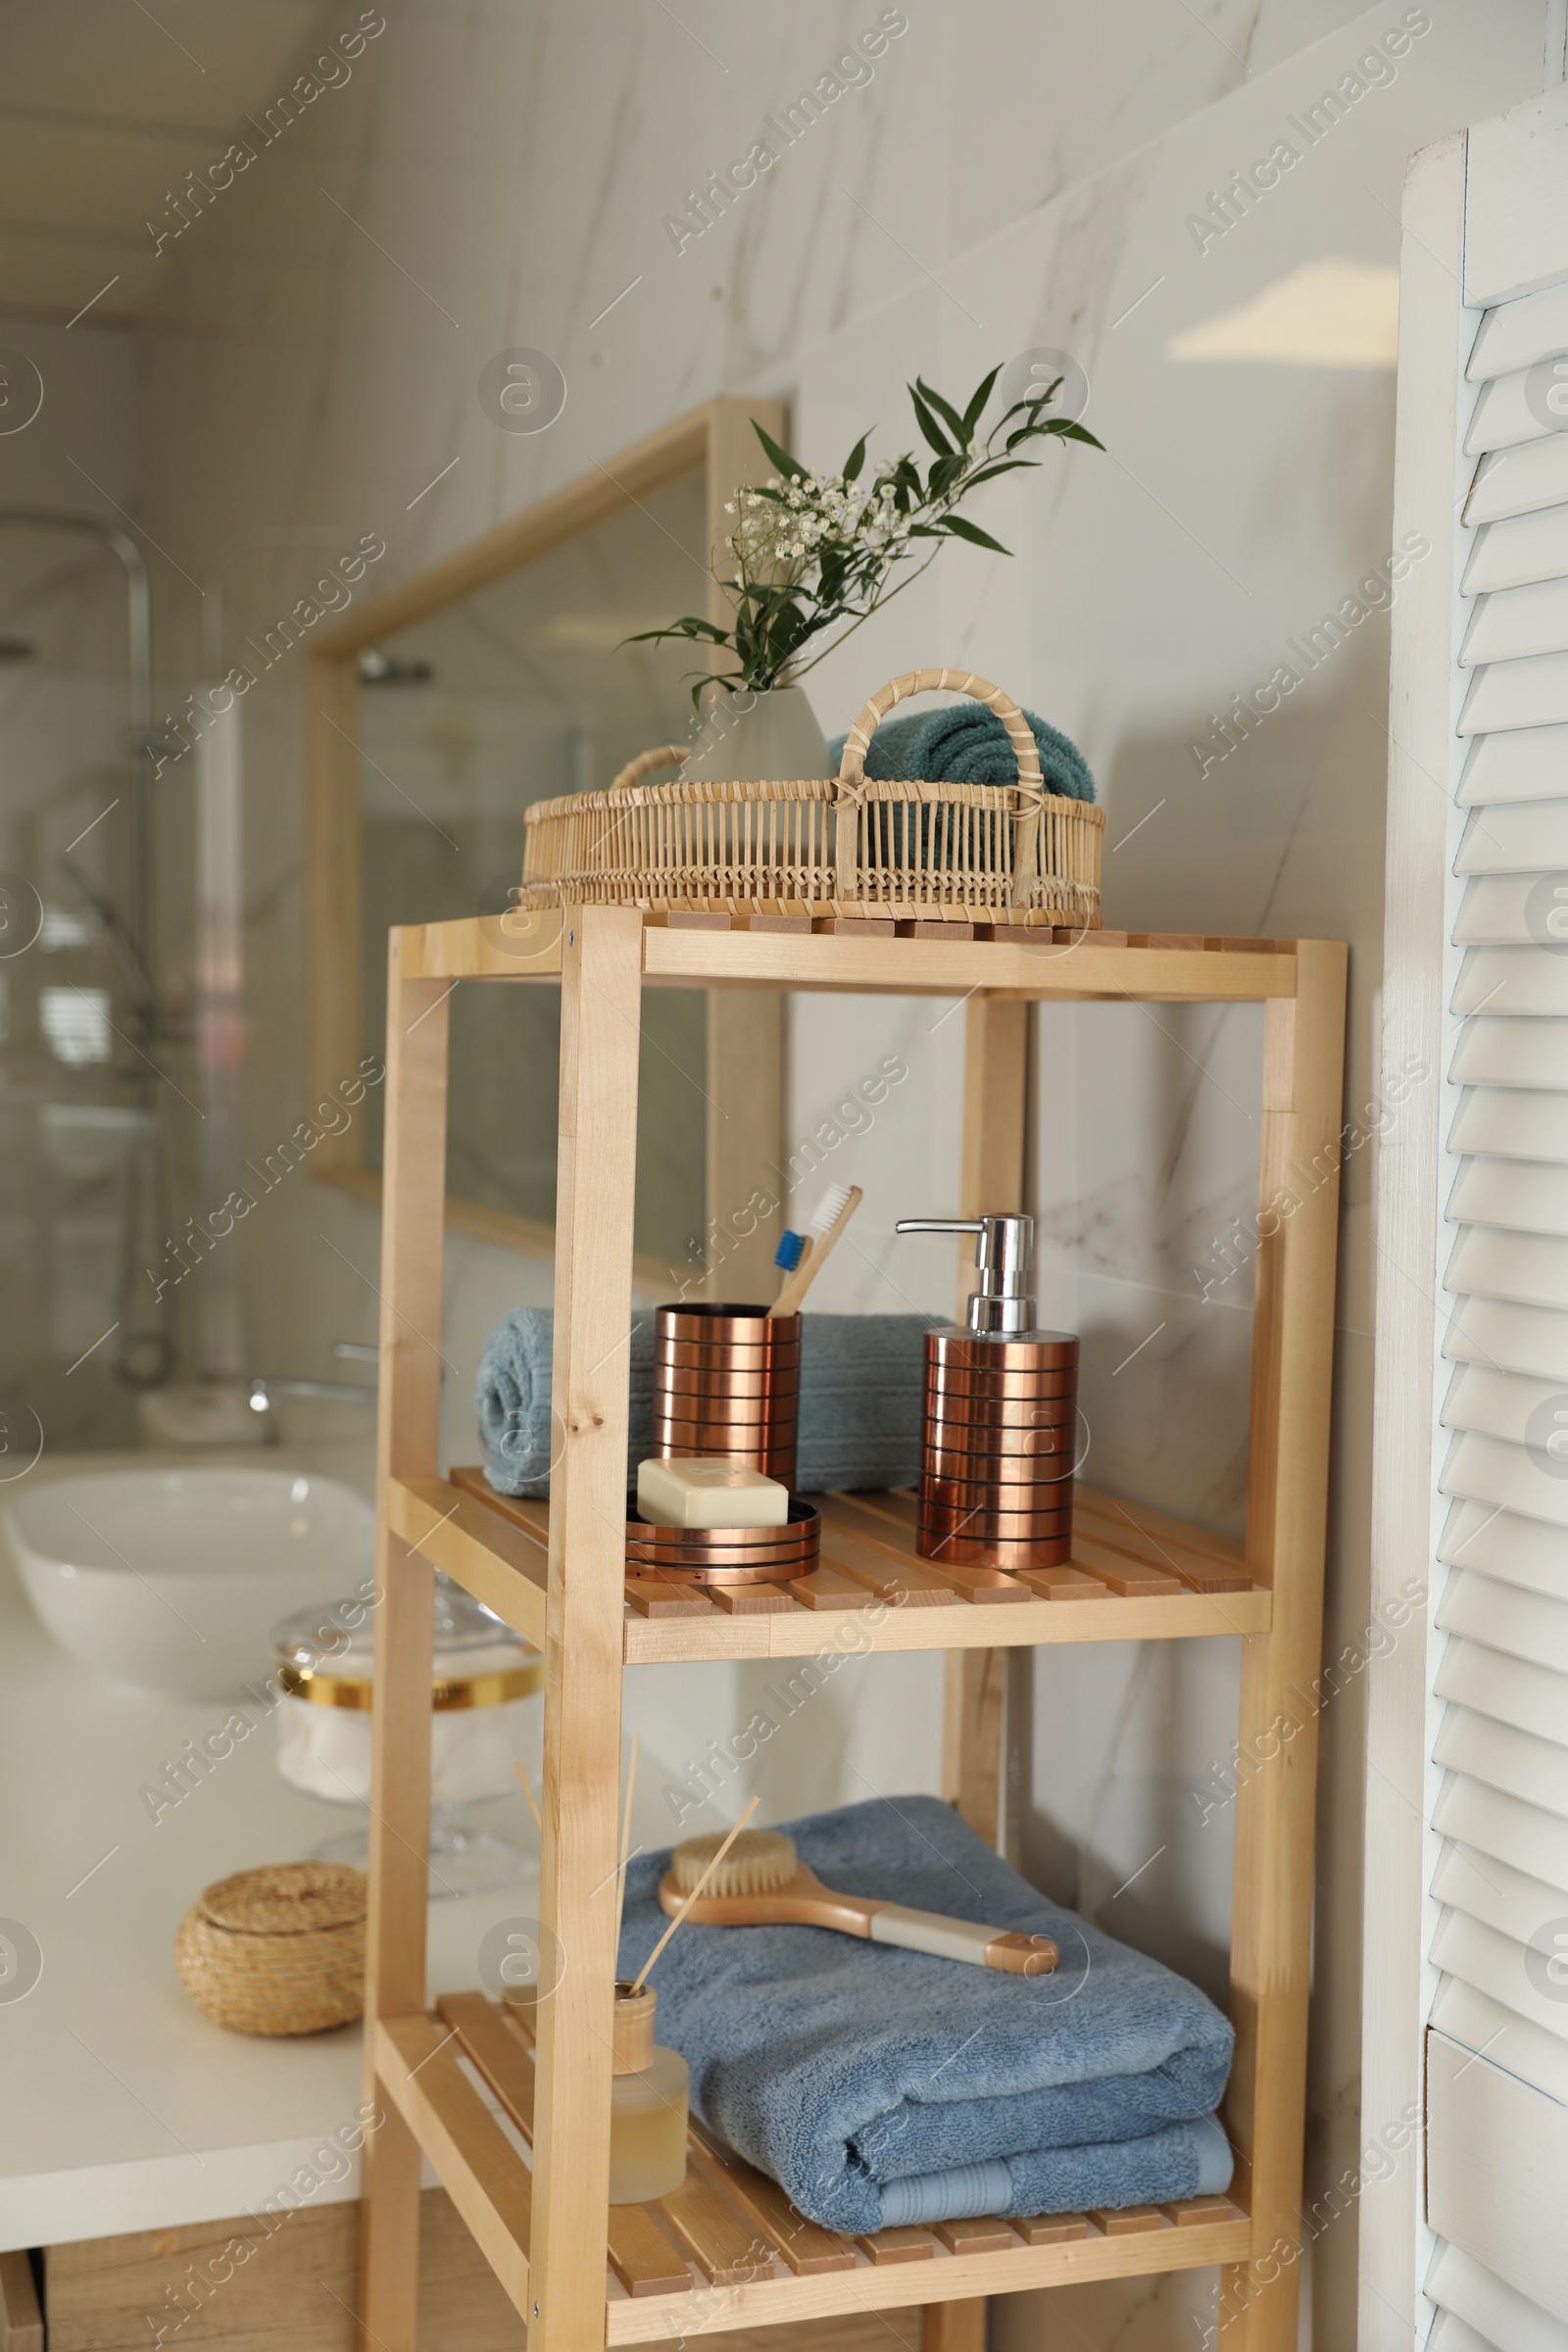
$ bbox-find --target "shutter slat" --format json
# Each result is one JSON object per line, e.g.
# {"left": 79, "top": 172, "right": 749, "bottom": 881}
{"left": 1433, "top": 1976, "right": 1568, "bottom": 2107}
{"left": 1448, "top": 1089, "right": 1568, "bottom": 1160}
{"left": 1435, "top": 1624, "right": 1568, "bottom": 1728}
{"left": 1430, "top": 1911, "right": 1568, "bottom": 2047}
{"left": 1447, "top": 1154, "right": 1568, "bottom": 1236}
{"left": 1469, "top": 283, "right": 1568, "bottom": 382}
{"left": 1463, "top": 506, "right": 1568, "bottom": 592}
{"left": 1436, "top": 1770, "right": 1568, "bottom": 1896}
{"left": 1455, "top": 873, "right": 1561, "bottom": 940}
{"left": 1460, "top": 576, "right": 1568, "bottom": 666}
{"left": 1440, "top": 1430, "right": 1568, "bottom": 1530}
{"left": 1427, "top": 2240, "right": 1568, "bottom": 2352}
{"left": 1445, "top": 1296, "right": 1568, "bottom": 1385}
{"left": 1459, "top": 650, "right": 1568, "bottom": 735}
{"left": 1459, "top": 721, "right": 1568, "bottom": 805}
{"left": 1433, "top": 1838, "right": 1568, "bottom": 1937}
{"left": 1452, "top": 947, "right": 1568, "bottom": 1016}
{"left": 1434, "top": 1703, "right": 1568, "bottom": 1821}
{"left": 1442, "top": 1360, "right": 1568, "bottom": 1446}
{"left": 1465, "top": 436, "right": 1568, "bottom": 526}
{"left": 1456, "top": 802, "right": 1568, "bottom": 871}
{"left": 1450, "top": 1016, "right": 1568, "bottom": 1089}
{"left": 1447, "top": 1223, "right": 1568, "bottom": 1310}
{"left": 1440, "top": 1496, "right": 1568, "bottom": 1599}
{"left": 1462, "top": 370, "right": 1558, "bottom": 458}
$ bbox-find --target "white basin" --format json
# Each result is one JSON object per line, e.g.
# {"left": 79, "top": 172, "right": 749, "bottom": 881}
{"left": 4, "top": 1467, "right": 376, "bottom": 1698}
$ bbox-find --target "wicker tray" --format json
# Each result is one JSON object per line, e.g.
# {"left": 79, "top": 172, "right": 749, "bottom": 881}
{"left": 520, "top": 668, "right": 1104, "bottom": 924}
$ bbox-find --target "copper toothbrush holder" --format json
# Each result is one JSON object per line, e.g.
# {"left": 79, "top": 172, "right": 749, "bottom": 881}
{"left": 652, "top": 1303, "right": 801, "bottom": 1491}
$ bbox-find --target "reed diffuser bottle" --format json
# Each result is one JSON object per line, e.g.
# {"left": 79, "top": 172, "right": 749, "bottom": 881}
{"left": 897, "top": 1214, "right": 1080, "bottom": 1568}
{"left": 609, "top": 1981, "right": 689, "bottom": 2203}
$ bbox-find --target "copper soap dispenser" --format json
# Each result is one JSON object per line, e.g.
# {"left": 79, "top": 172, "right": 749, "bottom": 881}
{"left": 897, "top": 1214, "right": 1080, "bottom": 1568}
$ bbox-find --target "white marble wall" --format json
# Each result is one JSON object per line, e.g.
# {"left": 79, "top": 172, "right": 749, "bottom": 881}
{"left": 78, "top": 0, "right": 1549, "bottom": 2339}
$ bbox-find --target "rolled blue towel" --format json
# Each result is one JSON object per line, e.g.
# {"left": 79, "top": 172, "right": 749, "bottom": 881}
{"left": 828, "top": 703, "right": 1095, "bottom": 803}
{"left": 618, "top": 1796, "right": 1235, "bottom": 2232}
{"left": 477, "top": 1308, "right": 943, "bottom": 1497}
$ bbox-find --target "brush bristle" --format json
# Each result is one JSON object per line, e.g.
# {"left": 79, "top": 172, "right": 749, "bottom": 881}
{"left": 809, "top": 1182, "right": 853, "bottom": 1236}
{"left": 670, "top": 1827, "right": 798, "bottom": 1897}
{"left": 773, "top": 1230, "right": 806, "bottom": 1272}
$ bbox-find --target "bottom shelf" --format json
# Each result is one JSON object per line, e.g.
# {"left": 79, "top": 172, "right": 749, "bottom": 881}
{"left": 374, "top": 1996, "right": 1249, "bottom": 2344}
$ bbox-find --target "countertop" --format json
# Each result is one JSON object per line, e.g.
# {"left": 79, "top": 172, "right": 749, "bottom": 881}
{"left": 0, "top": 1418, "right": 541, "bottom": 2251}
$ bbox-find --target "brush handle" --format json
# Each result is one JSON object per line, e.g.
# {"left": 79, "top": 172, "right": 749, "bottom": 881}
{"left": 767, "top": 1238, "right": 813, "bottom": 1318}
{"left": 770, "top": 1186, "right": 862, "bottom": 1318}
{"left": 869, "top": 1905, "right": 1058, "bottom": 1977}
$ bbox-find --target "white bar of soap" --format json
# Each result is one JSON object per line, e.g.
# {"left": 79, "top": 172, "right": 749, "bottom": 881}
{"left": 636, "top": 1458, "right": 791, "bottom": 1529}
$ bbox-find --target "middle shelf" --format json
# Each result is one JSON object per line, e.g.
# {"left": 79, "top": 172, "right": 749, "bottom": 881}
{"left": 388, "top": 1471, "right": 1269, "bottom": 1662}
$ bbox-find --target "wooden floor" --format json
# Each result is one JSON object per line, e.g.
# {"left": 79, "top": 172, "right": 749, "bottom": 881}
{"left": 391, "top": 1474, "right": 1269, "bottom": 1666}
{"left": 371, "top": 1992, "right": 1246, "bottom": 2348}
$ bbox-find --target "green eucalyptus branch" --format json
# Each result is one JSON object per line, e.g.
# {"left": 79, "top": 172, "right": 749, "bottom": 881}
{"left": 622, "top": 367, "right": 1103, "bottom": 706}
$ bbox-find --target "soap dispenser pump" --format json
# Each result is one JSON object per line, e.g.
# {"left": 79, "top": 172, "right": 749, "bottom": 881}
{"left": 897, "top": 1214, "right": 1080, "bottom": 1569}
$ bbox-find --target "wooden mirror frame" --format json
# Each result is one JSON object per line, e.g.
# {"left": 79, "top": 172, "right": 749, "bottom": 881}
{"left": 304, "top": 395, "right": 788, "bottom": 1296}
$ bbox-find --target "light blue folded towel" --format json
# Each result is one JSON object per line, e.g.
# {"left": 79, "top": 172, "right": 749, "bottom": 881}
{"left": 476, "top": 1308, "right": 941, "bottom": 1497}
{"left": 829, "top": 702, "right": 1095, "bottom": 803}
{"left": 618, "top": 1796, "right": 1234, "bottom": 2231}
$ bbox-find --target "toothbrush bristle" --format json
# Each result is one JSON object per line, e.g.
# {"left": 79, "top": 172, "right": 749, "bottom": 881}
{"left": 809, "top": 1182, "right": 853, "bottom": 1236}
{"left": 773, "top": 1230, "right": 806, "bottom": 1271}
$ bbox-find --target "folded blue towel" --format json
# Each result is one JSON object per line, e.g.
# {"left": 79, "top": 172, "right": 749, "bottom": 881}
{"left": 476, "top": 1308, "right": 941, "bottom": 1497}
{"left": 829, "top": 703, "right": 1095, "bottom": 803}
{"left": 618, "top": 1795, "right": 1234, "bottom": 2231}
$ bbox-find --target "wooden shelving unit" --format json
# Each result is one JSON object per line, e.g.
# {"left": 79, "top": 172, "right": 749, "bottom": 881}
{"left": 359, "top": 908, "right": 1347, "bottom": 2352}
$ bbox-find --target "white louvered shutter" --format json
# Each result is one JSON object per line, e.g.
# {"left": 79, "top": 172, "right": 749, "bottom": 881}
{"left": 1423, "top": 132, "right": 1568, "bottom": 2352}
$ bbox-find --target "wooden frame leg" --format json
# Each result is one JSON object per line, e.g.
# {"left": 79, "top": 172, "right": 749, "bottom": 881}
{"left": 925, "top": 2297, "right": 988, "bottom": 2352}
{"left": 1222, "top": 941, "right": 1347, "bottom": 2347}
{"left": 529, "top": 906, "right": 644, "bottom": 2346}
{"left": 359, "top": 939, "right": 450, "bottom": 2350}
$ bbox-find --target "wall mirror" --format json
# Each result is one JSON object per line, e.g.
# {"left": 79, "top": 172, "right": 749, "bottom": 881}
{"left": 306, "top": 398, "right": 786, "bottom": 1290}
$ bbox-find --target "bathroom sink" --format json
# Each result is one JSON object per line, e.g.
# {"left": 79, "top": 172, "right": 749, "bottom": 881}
{"left": 4, "top": 1466, "right": 375, "bottom": 1699}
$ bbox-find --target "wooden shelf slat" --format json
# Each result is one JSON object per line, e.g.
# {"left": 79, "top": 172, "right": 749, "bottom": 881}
{"left": 658, "top": 2169, "right": 777, "bottom": 2285}
{"left": 856, "top": 2227, "right": 936, "bottom": 2265}
{"left": 1013, "top": 2212, "right": 1092, "bottom": 2244}
{"left": 686, "top": 2125, "right": 857, "bottom": 2277}
{"left": 932, "top": 2217, "right": 1019, "bottom": 2256}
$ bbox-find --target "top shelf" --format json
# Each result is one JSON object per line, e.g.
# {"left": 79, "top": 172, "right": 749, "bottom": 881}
{"left": 395, "top": 912, "right": 1304, "bottom": 1003}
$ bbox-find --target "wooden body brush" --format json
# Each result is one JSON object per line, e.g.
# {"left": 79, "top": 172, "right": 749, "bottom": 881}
{"left": 659, "top": 1828, "right": 1058, "bottom": 1977}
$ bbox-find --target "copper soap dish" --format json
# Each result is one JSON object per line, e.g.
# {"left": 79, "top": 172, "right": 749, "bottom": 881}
{"left": 625, "top": 1496, "right": 820, "bottom": 1586}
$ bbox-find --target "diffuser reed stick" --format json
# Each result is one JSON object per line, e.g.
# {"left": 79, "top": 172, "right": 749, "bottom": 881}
{"left": 514, "top": 1759, "right": 543, "bottom": 1833}
{"left": 615, "top": 1733, "right": 640, "bottom": 1949}
{"left": 630, "top": 1795, "right": 760, "bottom": 1992}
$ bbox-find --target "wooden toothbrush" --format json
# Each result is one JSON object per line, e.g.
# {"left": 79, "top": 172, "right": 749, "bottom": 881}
{"left": 658, "top": 1827, "right": 1058, "bottom": 1977}
{"left": 770, "top": 1183, "right": 863, "bottom": 1318}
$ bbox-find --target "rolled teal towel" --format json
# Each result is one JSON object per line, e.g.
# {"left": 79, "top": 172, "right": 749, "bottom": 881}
{"left": 828, "top": 702, "right": 1095, "bottom": 802}
{"left": 618, "top": 1796, "right": 1235, "bottom": 2232}
{"left": 477, "top": 1307, "right": 943, "bottom": 1497}
{"left": 476, "top": 1307, "right": 657, "bottom": 1494}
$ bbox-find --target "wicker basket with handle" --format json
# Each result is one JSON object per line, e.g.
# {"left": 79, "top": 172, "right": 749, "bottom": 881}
{"left": 520, "top": 669, "right": 1104, "bottom": 925}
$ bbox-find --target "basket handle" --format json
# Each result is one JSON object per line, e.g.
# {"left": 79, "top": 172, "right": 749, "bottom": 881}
{"left": 834, "top": 669, "right": 1044, "bottom": 908}
{"left": 610, "top": 743, "right": 688, "bottom": 793}
{"left": 836, "top": 670, "right": 1043, "bottom": 802}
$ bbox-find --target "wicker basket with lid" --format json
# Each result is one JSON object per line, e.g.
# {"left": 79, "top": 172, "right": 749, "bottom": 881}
{"left": 520, "top": 668, "right": 1104, "bottom": 926}
{"left": 175, "top": 1861, "right": 366, "bottom": 2035}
